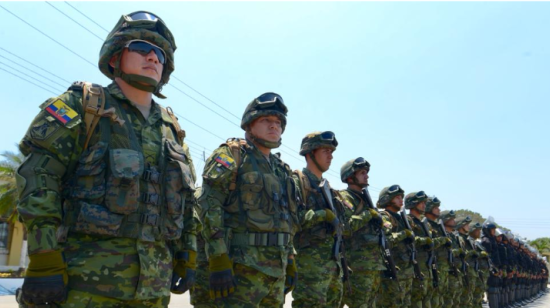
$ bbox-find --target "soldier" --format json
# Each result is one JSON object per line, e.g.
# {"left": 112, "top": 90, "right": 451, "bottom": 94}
{"left": 406, "top": 191, "right": 436, "bottom": 308}
{"left": 292, "top": 131, "right": 345, "bottom": 308}
{"left": 469, "top": 223, "right": 488, "bottom": 308}
{"left": 338, "top": 157, "right": 388, "bottom": 308}
{"left": 495, "top": 228, "right": 510, "bottom": 308}
{"left": 424, "top": 197, "right": 453, "bottom": 308}
{"left": 482, "top": 219, "right": 501, "bottom": 308}
{"left": 376, "top": 185, "right": 416, "bottom": 308}
{"left": 439, "top": 210, "right": 464, "bottom": 308}
{"left": 197, "top": 93, "right": 299, "bottom": 307}
{"left": 455, "top": 217, "right": 476, "bottom": 308}
{"left": 15, "top": 11, "right": 200, "bottom": 307}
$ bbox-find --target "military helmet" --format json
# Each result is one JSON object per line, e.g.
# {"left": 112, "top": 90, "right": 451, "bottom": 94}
{"left": 469, "top": 222, "right": 482, "bottom": 234}
{"left": 340, "top": 157, "right": 370, "bottom": 183}
{"left": 456, "top": 216, "right": 472, "bottom": 230}
{"left": 439, "top": 210, "right": 456, "bottom": 223}
{"left": 404, "top": 191, "right": 428, "bottom": 209}
{"left": 425, "top": 196, "right": 441, "bottom": 213}
{"left": 99, "top": 11, "right": 176, "bottom": 98}
{"left": 299, "top": 131, "right": 338, "bottom": 156}
{"left": 495, "top": 228, "right": 508, "bottom": 240}
{"left": 241, "top": 92, "right": 288, "bottom": 132}
{"left": 376, "top": 184, "right": 404, "bottom": 208}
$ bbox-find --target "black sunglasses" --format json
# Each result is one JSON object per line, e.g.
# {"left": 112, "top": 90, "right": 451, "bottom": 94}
{"left": 125, "top": 40, "right": 166, "bottom": 64}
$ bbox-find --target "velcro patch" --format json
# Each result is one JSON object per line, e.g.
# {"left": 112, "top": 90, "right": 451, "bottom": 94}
{"left": 45, "top": 99, "right": 78, "bottom": 125}
{"left": 215, "top": 153, "right": 234, "bottom": 168}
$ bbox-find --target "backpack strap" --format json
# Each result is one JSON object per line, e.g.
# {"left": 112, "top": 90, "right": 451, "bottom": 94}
{"left": 225, "top": 138, "right": 247, "bottom": 191}
{"left": 164, "top": 107, "right": 186, "bottom": 144}
{"left": 293, "top": 169, "right": 312, "bottom": 204}
{"left": 79, "top": 82, "right": 124, "bottom": 150}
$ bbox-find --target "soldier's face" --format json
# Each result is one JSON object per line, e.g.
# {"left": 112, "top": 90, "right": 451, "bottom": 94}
{"left": 471, "top": 229, "right": 481, "bottom": 239}
{"left": 312, "top": 147, "right": 334, "bottom": 172}
{"left": 431, "top": 206, "right": 440, "bottom": 217}
{"left": 445, "top": 218, "right": 456, "bottom": 229}
{"left": 249, "top": 115, "right": 282, "bottom": 143}
{"left": 391, "top": 195, "right": 403, "bottom": 209}
{"left": 417, "top": 201, "right": 426, "bottom": 213}
{"left": 114, "top": 47, "right": 164, "bottom": 83}
{"left": 353, "top": 169, "right": 369, "bottom": 186}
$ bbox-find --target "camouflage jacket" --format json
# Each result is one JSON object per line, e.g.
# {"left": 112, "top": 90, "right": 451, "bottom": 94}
{"left": 449, "top": 231, "right": 465, "bottom": 270}
{"left": 16, "top": 82, "right": 200, "bottom": 299}
{"left": 409, "top": 215, "right": 433, "bottom": 270}
{"left": 199, "top": 139, "right": 299, "bottom": 278}
{"left": 380, "top": 210, "right": 414, "bottom": 278}
{"left": 339, "top": 188, "right": 387, "bottom": 271}
{"left": 292, "top": 168, "right": 346, "bottom": 261}
{"left": 459, "top": 233, "right": 479, "bottom": 277}
{"left": 427, "top": 218, "right": 452, "bottom": 268}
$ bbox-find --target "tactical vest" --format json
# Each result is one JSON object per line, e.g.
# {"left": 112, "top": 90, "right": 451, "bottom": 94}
{"left": 427, "top": 219, "right": 450, "bottom": 266}
{"left": 57, "top": 83, "right": 195, "bottom": 243}
{"left": 341, "top": 189, "right": 379, "bottom": 251}
{"left": 293, "top": 170, "right": 342, "bottom": 249}
{"left": 221, "top": 141, "right": 297, "bottom": 245}
{"left": 381, "top": 210, "right": 412, "bottom": 264}
{"left": 411, "top": 216, "right": 431, "bottom": 263}
{"left": 449, "top": 232, "right": 463, "bottom": 268}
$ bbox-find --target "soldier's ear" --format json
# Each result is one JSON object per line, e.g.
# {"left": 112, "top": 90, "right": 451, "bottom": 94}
{"left": 109, "top": 53, "right": 120, "bottom": 69}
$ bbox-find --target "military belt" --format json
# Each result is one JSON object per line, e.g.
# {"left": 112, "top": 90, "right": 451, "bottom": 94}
{"left": 128, "top": 213, "right": 159, "bottom": 226}
{"left": 140, "top": 192, "right": 161, "bottom": 205}
{"left": 231, "top": 232, "right": 291, "bottom": 247}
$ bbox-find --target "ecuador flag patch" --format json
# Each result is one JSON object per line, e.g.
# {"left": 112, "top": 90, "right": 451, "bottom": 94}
{"left": 215, "top": 153, "right": 234, "bottom": 168}
{"left": 45, "top": 99, "right": 78, "bottom": 125}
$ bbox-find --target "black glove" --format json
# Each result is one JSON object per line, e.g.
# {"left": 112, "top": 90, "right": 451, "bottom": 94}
{"left": 22, "top": 275, "right": 67, "bottom": 305}
{"left": 209, "top": 254, "right": 237, "bottom": 299}
{"left": 170, "top": 250, "right": 197, "bottom": 294}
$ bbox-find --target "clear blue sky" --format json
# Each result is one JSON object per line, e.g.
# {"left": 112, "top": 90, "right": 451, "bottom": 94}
{"left": 1, "top": 2, "right": 549, "bottom": 240}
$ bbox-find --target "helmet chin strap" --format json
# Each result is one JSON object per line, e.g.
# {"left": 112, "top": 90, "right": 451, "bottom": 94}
{"left": 308, "top": 152, "right": 328, "bottom": 173}
{"left": 351, "top": 175, "right": 368, "bottom": 188}
{"left": 113, "top": 58, "right": 165, "bottom": 98}
{"left": 248, "top": 132, "right": 281, "bottom": 149}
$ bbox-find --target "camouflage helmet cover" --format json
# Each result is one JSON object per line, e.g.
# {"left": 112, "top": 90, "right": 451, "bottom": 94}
{"left": 425, "top": 196, "right": 441, "bottom": 213}
{"left": 340, "top": 157, "right": 370, "bottom": 183}
{"left": 376, "top": 184, "right": 404, "bottom": 208}
{"left": 99, "top": 11, "right": 177, "bottom": 95}
{"left": 469, "top": 222, "right": 482, "bottom": 234}
{"left": 439, "top": 210, "right": 456, "bottom": 223}
{"left": 456, "top": 216, "right": 472, "bottom": 230}
{"left": 299, "top": 131, "right": 338, "bottom": 156}
{"left": 241, "top": 92, "right": 288, "bottom": 132}
{"left": 404, "top": 191, "right": 428, "bottom": 209}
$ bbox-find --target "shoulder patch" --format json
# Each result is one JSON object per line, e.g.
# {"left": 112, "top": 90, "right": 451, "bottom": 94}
{"left": 215, "top": 153, "right": 234, "bottom": 168}
{"left": 44, "top": 99, "right": 78, "bottom": 125}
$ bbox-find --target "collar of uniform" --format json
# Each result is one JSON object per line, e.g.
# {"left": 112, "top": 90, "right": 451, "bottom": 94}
{"left": 108, "top": 82, "right": 130, "bottom": 101}
{"left": 346, "top": 187, "right": 363, "bottom": 202}
{"left": 302, "top": 168, "right": 322, "bottom": 185}
{"left": 108, "top": 82, "right": 162, "bottom": 124}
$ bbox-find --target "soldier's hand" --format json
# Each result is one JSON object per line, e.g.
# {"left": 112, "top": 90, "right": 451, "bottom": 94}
{"left": 368, "top": 209, "right": 384, "bottom": 227}
{"left": 324, "top": 209, "right": 340, "bottom": 235}
{"left": 171, "top": 250, "right": 197, "bottom": 294}
{"left": 22, "top": 250, "right": 68, "bottom": 305}
{"left": 401, "top": 229, "right": 415, "bottom": 243}
{"left": 284, "top": 258, "right": 298, "bottom": 294}
{"left": 444, "top": 237, "right": 452, "bottom": 248}
{"left": 423, "top": 237, "right": 434, "bottom": 251}
{"left": 208, "top": 253, "right": 236, "bottom": 299}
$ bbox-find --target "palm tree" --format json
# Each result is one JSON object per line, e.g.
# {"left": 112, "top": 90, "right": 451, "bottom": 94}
{"left": 0, "top": 149, "right": 24, "bottom": 221}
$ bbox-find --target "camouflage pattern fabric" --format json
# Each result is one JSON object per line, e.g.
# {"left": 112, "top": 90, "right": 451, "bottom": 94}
{"left": 339, "top": 188, "right": 389, "bottom": 307}
{"left": 190, "top": 235, "right": 216, "bottom": 308}
{"left": 442, "top": 231, "right": 464, "bottom": 308}
{"left": 291, "top": 168, "right": 344, "bottom": 308}
{"left": 409, "top": 215, "right": 434, "bottom": 308}
{"left": 16, "top": 82, "right": 199, "bottom": 301}
{"left": 198, "top": 140, "right": 297, "bottom": 306}
{"left": 377, "top": 276, "right": 413, "bottom": 308}
{"left": 426, "top": 218, "right": 451, "bottom": 308}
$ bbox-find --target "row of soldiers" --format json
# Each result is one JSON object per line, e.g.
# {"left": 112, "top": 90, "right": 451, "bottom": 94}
{"left": 12, "top": 9, "right": 547, "bottom": 307}
{"left": 189, "top": 94, "right": 548, "bottom": 307}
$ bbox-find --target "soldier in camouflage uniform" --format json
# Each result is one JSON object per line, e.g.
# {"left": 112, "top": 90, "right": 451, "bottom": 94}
{"left": 406, "top": 191, "right": 437, "bottom": 308}
{"left": 198, "top": 93, "right": 299, "bottom": 307}
{"left": 424, "top": 197, "right": 452, "bottom": 308}
{"left": 456, "top": 217, "right": 476, "bottom": 308}
{"left": 15, "top": 11, "right": 200, "bottom": 307}
{"left": 292, "top": 131, "right": 345, "bottom": 308}
{"left": 376, "top": 185, "right": 416, "bottom": 308}
{"left": 338, "top": 158, "right": 389, "bottom": 308}
{"left": 471, "top": 224, "right": 490, "bottom": 308}
{"left": 439, "top": 210, "right": 464, "bottom": 308}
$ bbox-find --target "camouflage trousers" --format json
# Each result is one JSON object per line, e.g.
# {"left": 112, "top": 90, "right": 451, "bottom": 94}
{"left": 376, "top": 275, "right": 413, "bottom": 308}
{"left": 190, "top": 248, "right": 217, "bottom": 308}
{"left": 442, "top": 272, "right": 462, "bottom": 308}
{"left": 472, "top": 270, "right": 489, "bottom": 308}
{"left": 17, "top": 289, "right": 169, "bottom": 308}
{"left": 411, "top": 276, "right": 428, "bottom": 308}
{"left": 292, "top": 249, "right": 342, "bottom": 308}
{"left": 430, "top": 265, "right": 449, "bottom": 308}
{"left": 340, "top": 270, "right": 381, "bottom": 308}
{"left": 458, "top": 273, "right": 475, "bottom": 308}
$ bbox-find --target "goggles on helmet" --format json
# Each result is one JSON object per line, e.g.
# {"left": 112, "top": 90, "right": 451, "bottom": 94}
{"left": 317, "top": 131, "right": 338, "bottom": 147}
{"left": 125, "top": 40, "right": 166, "bottom": 64}
{"left": 432, "top": 197, "right": 440, "bottom": 203}
{"left": 127, "top": 11, "right": 159, "bottom": 21}
{"left": 388, "top": 184, "right": 403, "bottom": 194}
{"left": 353, "top": 157, "right": 370, "bottom": 169}
{"left": 254, "top": 93, "right": 288, "bottom": 114}
{"left": 415, "top": 191, "right": 427, "bottom": 198}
